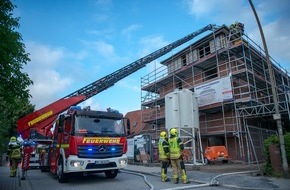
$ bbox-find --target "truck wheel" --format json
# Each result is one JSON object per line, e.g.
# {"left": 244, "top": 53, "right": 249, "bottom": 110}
{"left": 105, "top": 169, "right": 118, "bottom": 178}
{"left": 41, "top": 166, "right": 50, "bottom": 172}
{"left": 57, "top": 157, "right": 69, "bottom": 183}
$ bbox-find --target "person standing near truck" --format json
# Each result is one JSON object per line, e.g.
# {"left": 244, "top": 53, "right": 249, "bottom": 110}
{"left": 7, "top": 136, "right": 22, "bottom": 177}
{"left": 158, "top": 131, "right": 170, "bottom": 182}
{"left": 168, "top": 128, "right": 189, "bottom": 184}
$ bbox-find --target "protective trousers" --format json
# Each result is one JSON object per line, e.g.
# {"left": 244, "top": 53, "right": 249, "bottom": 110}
{"left": 180, "top": 160, "right": 188, "bottom": 183}
{"left": 170, "top": 158, "right": 188, "bottom": 183}
{"left": 10, "top": 159, "right": 19, "bottom": 177}
{"left": 161, "top": 160, "right": 170, "bottom": 181}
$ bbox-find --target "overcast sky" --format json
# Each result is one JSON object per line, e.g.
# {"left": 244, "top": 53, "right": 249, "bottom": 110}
{"left": 13, "top": 0, "right": 290, "bottom": 115}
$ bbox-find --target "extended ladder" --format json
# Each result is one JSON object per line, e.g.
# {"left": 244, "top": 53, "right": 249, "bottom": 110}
{"left": 64, "top": 24, "right": 218, "bottom": 100}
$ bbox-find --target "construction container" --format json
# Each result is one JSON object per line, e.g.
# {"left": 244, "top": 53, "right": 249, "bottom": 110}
{"left": 165, "top": 88, "right": 199, "bottom": 130}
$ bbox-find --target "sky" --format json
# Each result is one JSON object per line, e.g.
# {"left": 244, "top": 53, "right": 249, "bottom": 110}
{"left": 13, "top": 0, "right": 290, "bottom": 115}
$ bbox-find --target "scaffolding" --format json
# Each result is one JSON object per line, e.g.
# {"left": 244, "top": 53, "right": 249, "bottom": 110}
{"left": 140, "top": 24, "right": 290, "bottom": 163}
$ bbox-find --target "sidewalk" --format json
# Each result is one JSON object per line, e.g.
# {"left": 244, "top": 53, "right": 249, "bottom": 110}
{"left": 0, "top": 164, "right": 31, "bottom": 190}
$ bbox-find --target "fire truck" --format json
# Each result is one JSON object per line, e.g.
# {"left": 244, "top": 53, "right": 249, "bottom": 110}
{"left": 18, "top": 98, "right": 129, "bottom": 182}
{"left": 16, "top": 24, "right": 218, "bottom": 183}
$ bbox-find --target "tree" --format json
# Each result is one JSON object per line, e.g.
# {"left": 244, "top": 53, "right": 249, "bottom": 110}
{"left": 0, "top": 0, "right": 33, "bottom": 103}
{"left": 0, "top": 99, "right": 34, "bottom": 154}
{"left": 0, "top": 0, "right": 34, "bottom": 162}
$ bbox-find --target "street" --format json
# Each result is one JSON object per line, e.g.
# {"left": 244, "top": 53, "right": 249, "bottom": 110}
{"left": 23, "top": 170, "right": 151, "bottom": 190}
{"left": 1, "top": 163, "right": 290, "bottom": 190}
{"left": 9, "top": 168, "right": 227, "bottom": 190}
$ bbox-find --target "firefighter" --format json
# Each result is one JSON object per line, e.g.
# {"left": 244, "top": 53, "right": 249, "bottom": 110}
{"left": 230, "top": 21, "right": 244, "bottom": 36}
{"left": 168, "top": 128, "right": 189, "bottom": 184}
{"left": 158, "top": 131, "right": 170, "bottom": 182}
{"left": 7, "top": 136, "right": 22, "bottom": 177}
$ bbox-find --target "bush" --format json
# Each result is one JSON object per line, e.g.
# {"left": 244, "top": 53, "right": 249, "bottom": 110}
{"left": 263, "top": 133, "right": 290, "bottom": 176}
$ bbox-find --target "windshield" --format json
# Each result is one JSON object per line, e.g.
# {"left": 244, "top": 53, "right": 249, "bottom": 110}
{"left": 74, "top": 115, "right": 125, "bottom": 137}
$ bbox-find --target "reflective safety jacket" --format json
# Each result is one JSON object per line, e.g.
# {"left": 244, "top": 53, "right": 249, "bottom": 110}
{"left": 158, "top": 138, "right": 169, "bottom": 161}
{"left": 168, "top": 136, "right": 183, "bottom": 159}
{"left": 7, "top": 142, "right": 21, "bottom": 159}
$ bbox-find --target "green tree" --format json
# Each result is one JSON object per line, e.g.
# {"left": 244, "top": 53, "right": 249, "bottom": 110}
{"left": 0, "top": 0, "right": 33, "bottom": 103}
{"left": 0, "top": 0, "right": 34, "bottom": 162}
{"left": 0, "top": 99, "right": 34, "bottom": 153}
{"left": 264, "top": 133, "right": 290, "bottom": 176}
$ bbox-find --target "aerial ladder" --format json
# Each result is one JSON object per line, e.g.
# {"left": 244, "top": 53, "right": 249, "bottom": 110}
{"left": 17, "top": 24, "right": 217, "bottom": 140}
{"left": 17, "top": 24, "right": 218, "bottom": 173}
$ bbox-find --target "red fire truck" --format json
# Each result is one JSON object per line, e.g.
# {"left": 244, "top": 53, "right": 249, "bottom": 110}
{"left": 17, "top": 24, "right": 217, "bottom": 183}
{"left": 17, "top": 96, "right": 129, "bottom": 182}
{"left": 42, "top": 106, "right": 128, "bottom": 182}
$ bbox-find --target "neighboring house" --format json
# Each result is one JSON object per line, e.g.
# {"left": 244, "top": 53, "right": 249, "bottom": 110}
{"left": 125, "top": 110, "right": 142, "bottom": 137}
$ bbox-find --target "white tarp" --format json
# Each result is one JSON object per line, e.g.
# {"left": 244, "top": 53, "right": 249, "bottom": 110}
{"left": 126, "top": 138, "right": 134, "bottom": 159}
{"left": 194, "top": 76, "right": 233, "bottom": 106}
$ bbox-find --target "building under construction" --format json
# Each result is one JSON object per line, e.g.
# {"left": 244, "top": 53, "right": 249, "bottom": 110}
{"left": 139, "top": 23, "right": 290, "bottom": 163}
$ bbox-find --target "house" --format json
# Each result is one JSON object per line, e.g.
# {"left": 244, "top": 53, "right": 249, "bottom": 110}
{"left": 127, "top": 23, "right": 290, "bottom": 163}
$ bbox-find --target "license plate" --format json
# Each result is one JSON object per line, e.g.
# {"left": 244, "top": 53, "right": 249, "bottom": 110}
{"left": 95, "top": 160, "right": 109, "bottom": 164}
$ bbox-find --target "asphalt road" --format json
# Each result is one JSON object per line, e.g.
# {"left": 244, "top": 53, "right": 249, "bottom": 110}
{"left": 1, "top": 163, "right": 290, "bottom": 190}
{"left": 4, "top": 168, "right": 228, "bottom": 190}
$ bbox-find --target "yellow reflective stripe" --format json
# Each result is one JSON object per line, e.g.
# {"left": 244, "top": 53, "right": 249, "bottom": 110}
{"left": 56, "top": 144, "right": 69, "bottom": 148}
{"left": 28, "top": 110, "right": 53, "bottom": 127}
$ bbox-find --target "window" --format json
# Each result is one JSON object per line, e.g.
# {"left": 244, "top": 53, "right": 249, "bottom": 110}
{"left": 205, "top": 44, "right": 210, "bottom": 56}
{"left": 182, "top": 55, "right": 187, "bottom": 66}
{"left": 191, "top": 49, "right": 198, "bottom": 62}
{"left": 74, "top": 115, "right": 125, "bottom": 136}
{"left": 204, "top": 67, "right": 218, "bottom": 81}
{"left": 199, "top": 46, "right": 204, "bottom": 58}
{"left": 198, "top": 42, "right": 210, "bottom": 59}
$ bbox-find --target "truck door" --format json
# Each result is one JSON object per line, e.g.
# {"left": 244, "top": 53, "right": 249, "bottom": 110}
{"left": 63, "top": 117, "right": 72, "bottom": 157}
{"left": 49, "top": 118, "right": 63, "bottom": 173}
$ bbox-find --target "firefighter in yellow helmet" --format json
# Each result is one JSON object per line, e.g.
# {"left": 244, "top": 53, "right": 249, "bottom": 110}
{"left": 7, "top": 136, "right": 22, "bottom": 177}
{"left": 158, "top": 131, "right": 170, "bottom": 182}
{"left": 168, "top": 128, "right": 189, "bottom": 184}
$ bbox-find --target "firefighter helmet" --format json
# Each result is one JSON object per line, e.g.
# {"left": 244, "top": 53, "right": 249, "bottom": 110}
{"left": 160, "top": 131, "right": 167, "bottom": 138}
{"left": 10, "top": 136, "right": 17, "bottom": 142}
{"left": 170, "top": 128, "right": 178, "bottom": 136}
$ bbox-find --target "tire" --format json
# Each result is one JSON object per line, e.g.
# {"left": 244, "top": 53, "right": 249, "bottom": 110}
{"left": 222, "top": 159, "right": 228, "bottom": 163}
{"left": 40, "top": 155, "right": 49, "bottom": 172}
{"left": 41, "top": 166, "right": 49, "bottom": 172}
{"left": 105, "top": 169, "right": 118, "bottom": 178}
{"left": 57, "top": 157, "right": 69, "bottom": 183}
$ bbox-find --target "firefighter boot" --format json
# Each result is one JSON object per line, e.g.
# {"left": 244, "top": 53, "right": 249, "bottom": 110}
{"left": 10, "top": 169, "right": 14, "bottom": 177}
{"left": 161, "top": 169, "right": 170, "bottom": 182}
{"left": 10, "top": 169, "right": 16, "bottom": 177}
{"left": 162, "top": 178, "right": 171, "bottom": 182}
{"left": 10, "top": 164, "right": 16, "bottom": 177}
{"left": 173, "top": 178, "right": 179, "bottom": 184}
